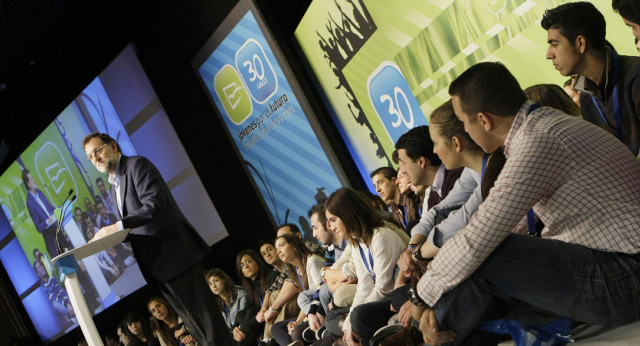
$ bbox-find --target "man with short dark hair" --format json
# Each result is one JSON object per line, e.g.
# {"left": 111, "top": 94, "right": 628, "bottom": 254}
{"left": 542, "top": 1, "right": 640, "bottom": 157}
{"left": 394, "top": 126, "right": 465, "bottom": 275}
{"left": 613, "top": 0, "right": 640, "bottom": 52}
{"left": 370, "top": 166, "right": 419, "bottom": 232}
{"left": 411, "top": 61, "right": 640, "bottom": 345}
{"left": 82, "top": 132, "right": 233, "bottom": 345}
{"left": 23, "top": 169, "right": 60, "bottom": 257}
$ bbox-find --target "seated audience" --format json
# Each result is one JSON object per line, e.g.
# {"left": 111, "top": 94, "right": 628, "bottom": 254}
{"left": 411, "top": 61, "right": 640, "bottom": 345}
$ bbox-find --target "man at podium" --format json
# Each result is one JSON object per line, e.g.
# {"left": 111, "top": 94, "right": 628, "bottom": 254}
{"left": 82, "top": 132, "right": 233, "bottom": 346}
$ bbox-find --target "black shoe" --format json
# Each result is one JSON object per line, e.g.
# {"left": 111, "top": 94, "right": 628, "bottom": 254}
{"left": 302, "top": 326, "right": 317, "bottom": 342}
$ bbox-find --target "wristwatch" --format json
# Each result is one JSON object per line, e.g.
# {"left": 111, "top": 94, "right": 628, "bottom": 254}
{"left": 320, "top": 268, "right": 326, "bottom": 280}
{"left": 407, "top": 285, "right": 429, "bottom": 307}
{"left": 269, "top": 305, "right": 279, "bottom": 313}
{"left": 412, "top": 244, "right": 433, "bottom": 262}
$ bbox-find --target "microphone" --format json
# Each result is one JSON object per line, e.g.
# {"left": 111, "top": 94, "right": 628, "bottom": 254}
{"left": 55, "top": 189, "right": 74, "bottom": 256}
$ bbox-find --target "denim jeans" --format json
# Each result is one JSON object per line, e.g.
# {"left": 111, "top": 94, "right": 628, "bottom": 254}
{"left": 434, "top": 233, "right": 640, "bottom": 345}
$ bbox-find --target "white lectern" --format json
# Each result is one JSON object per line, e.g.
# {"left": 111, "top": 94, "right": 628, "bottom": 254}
{"left": 51, "top": 229, "right": 131, "bottom": 346}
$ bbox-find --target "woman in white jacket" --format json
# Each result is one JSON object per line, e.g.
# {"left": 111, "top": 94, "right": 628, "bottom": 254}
{"left": 325, "top": 187, "right": 405, "bottom": 345}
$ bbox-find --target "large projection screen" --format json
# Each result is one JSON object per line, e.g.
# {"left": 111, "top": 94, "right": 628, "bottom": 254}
{"left": 192, "top": 0, "right": 349, "bottom": 233}
{"left": 0, "top": 44, "right": 227, "bottom": 343}
{"left": 294, "top": 0, "right": 637, "bottom": 182}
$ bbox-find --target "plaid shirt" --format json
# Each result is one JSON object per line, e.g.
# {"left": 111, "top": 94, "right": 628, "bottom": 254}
{"left": 418, "top": 100, "right": 640, "bottom": 306}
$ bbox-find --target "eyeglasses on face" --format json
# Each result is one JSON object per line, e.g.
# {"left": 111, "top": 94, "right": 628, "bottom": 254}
{"left": 87, "top": 143, "right": 108, "bottom": 161}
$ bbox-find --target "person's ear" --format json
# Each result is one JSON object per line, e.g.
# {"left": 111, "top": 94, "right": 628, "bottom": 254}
{"left": 391, "top": 176, "right": 398, "bottom": 184}
{"left": 576, "top": 35, "right": 587, "bottom": 54}
{"left": 477, "top": 112, "right": 494, "bottom": 132}
{"left": 417, "top": 156, "right": 427, "bottom": 169}
{"left": 451, "top": 136, "right": 463, "bottom": 153}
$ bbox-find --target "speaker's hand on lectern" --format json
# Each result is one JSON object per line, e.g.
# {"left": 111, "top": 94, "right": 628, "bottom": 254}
{"left": 91, "top": 224, "right": 119, "bottom": 242}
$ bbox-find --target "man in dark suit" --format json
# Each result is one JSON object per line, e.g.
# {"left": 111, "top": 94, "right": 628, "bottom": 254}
{"left": 82, "top": 133, "right": 233, "bottom": 345}
{"left": 23, "top": 169, "right": 59, "bottom": 257}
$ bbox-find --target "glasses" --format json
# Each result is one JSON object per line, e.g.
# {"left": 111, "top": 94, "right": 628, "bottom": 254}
{"left": 87, "top": 144, "right": 107, "bottom": 161}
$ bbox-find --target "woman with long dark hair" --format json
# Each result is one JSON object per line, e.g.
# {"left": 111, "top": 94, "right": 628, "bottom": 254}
{"left": 148, "top": 296, "right": 197, "bottom": 346}
{"left": 233, "top": 249, "right": 278, "bottom": 345}
{"left": 325, "top": 187, "right": 405, "bottom": 345}
{"left": 122, "top": 311, "right": 159, "bottom": 346}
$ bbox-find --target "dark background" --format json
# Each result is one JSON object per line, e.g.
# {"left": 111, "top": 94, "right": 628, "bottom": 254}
{"left": 0, "top": 0, "right": 365, "bottom": 344}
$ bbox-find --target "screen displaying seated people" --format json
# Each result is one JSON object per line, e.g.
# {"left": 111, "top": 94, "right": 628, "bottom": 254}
{"left": 0, "top": 44, "right": 228, "bottom": 344}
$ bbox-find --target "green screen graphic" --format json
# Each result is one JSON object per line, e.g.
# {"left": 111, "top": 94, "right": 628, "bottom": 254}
{"left": 295, "top": 0, "right": 636, "bottom": 177}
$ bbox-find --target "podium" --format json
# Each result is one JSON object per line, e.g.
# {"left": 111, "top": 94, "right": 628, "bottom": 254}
{"left": 51, "top": 229, "right": 131, "bottom": 346}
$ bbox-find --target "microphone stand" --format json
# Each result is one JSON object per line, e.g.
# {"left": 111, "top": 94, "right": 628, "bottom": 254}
{"left": 55, "top": 190, "right": 76, "bottom": 255}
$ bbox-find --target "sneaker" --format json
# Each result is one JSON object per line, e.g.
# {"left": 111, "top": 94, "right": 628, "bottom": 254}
{"left": 287, "top": 341, "right": 304, "bottom": 346}
{"left": 302, "top": 326, "right": 317, "bottom": 342}
{"left": 315, "top": 325, "right": 328, "bottom": 340}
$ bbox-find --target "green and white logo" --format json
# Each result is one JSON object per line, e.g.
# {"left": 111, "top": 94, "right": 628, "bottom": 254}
{"left": 214, "top": 64, "right": 253, "bottom": 125}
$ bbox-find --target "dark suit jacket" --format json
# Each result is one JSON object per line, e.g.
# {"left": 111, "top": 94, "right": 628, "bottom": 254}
{"left": 111, "top": 155, "right": 209, "bottom": 283}
{"left": 26, "top": 189, "right": 56, "bottom": 232}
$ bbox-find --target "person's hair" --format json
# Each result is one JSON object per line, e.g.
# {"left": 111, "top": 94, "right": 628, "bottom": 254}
{"left": 307, "top": 199, "right": 327, "bottom": 227}
{"left": 394, "top": 126, "right": 442, "bottom": 166}
{"left": 104, "top": 330, "right": 118, "bottom": 343}
{"left": 277, "top": 223, "right": 301, "bottom": 234}
{"left": 369, "top": 166, "right": 397, "bottom": 180}
{"left": 449, "top": 62, "right": 527, "bottom": 121}
{"left": 325, "top": 187, "right": 384, "bottom": 247}
{"left": 74, "top": 206, "right": 82, "bottom": 214}
{"left": 204, "top": 268, "right": 238, "bottom": 309}
{"left": 258, "top": 238, "right": 275, "bottom": 249}
{"left": 524, "top": 84, "right": 582, "bottom": 117}
{"left": 391, "top": 149, "right": 399, "bottom": 164}
{"left": 119, "top": 319, "right": 142, "bottom": 346}
{"left": 96, "top": 176, "right": 104, "bottom": 185}
{"left": 429, "top": 99, "right": 482, "bottom": 153}
{"left": 235, "top": 249, "right": 271, "bottom": 306}
{"left": 274, "top": 233, "right": 313, "bottom": 290}
{"left": 359, "top": 191, "right": 389, "bottom": 212}
{"left": 21, "top": 169, "right": 31, "bottom": 188}
{"left": 541, "top": 2, "right": 606, "bottom": 52}
{"left": 94, "top": 196, "right": 104, "bottom": 206}
{"left": 122, "top": 312, "right": 151, "bottom": 345}
{"left": 82, "top": 132, "right": 122, "bottom": 152}
{"left": 563, "top": 78, "right": 573, "bottom": 87}
{"left": 613, "top": 0, "right": 640, "bottom": 26}
{"left": 147, "top": 297, "right": 179, "bottom": 346}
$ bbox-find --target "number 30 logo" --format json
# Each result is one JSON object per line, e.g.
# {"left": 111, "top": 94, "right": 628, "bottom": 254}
{"left": 368, "top": 61, "right": 427, "bottom": 144}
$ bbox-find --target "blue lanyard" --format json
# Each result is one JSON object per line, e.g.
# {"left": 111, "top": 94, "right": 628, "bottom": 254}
{"left": 358, "top": 244, "right": 376, "bottom": 284}
{"left": 257, "top": 289, "right": 264, "bottom": 306}
{"left": 592, "top": 48, "right": 624, "bottom": 142}
{"left": 223, "top": 305, "right": 233, "bottom": 326}
{"left": 480, "top": 153, "right": 489, "bottom": 181}
{"left": 295, "top": 267, "right": 306, "bottom": 291}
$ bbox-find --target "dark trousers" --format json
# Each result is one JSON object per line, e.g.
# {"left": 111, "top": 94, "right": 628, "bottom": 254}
{"left": 350, "top": 299, "right": 395, "bottom": 346}
{"left": 160, "top": 261, "right": 234, "bottom": 346}
{"left": 236, "top": 306, "right": 264, "bottom": 345}
{"left": 42, "top": 223, "right": 59, "bottom": 257}
{"left": 434, "top": 233, "right": 640, "bottom": 345}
